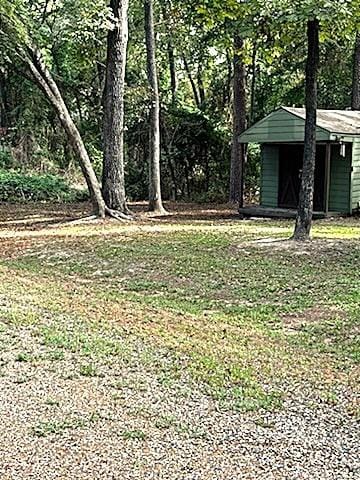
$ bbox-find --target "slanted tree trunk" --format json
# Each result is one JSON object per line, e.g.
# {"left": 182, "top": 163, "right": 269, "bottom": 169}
{"left": 229, "top": 35, "right": 247, "bottom": 205}
{"left": 144, "top": 0, "right": 167, "bottom": 214}
{"left": 197, "top": 65, "right": 205, "bottom": 107}
{"left": 352, "top": 32, "right": 360, "bottom": 110}
{"left": 293, "top": 19, "right": 319, "bottom": 241}
{"left": 25, "top": 47, "right": 106, "bottom": 217}
{"left": 102, "top": 0, "right": 129, "bottom": 212}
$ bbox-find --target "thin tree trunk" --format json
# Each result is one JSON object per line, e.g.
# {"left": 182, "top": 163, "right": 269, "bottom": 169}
{"left": 102, "top": 0, "right": 129, "bottom": 212}
{"left": 0, "top": 71, "right": 8, "bottom": 127}
{"left": 197, "top": 66, "right": 205, "bottom": 107}
{"left": 168, "top": 41, "right": 176, "bottom": 104}
{"left": 96, "top": 60, "right": 106, "bottom": 110}
{"left": 229, "top": 35, "right": 247, "bottom": 205}
{"left": 293, "top": 19, "right": 320, "bottom": 241}
{"left": 250, "top": 42, "right": 257, "bottom": 125}
{"left": 162, "top": 119, "right": 178, "bottom": 199}
{"left": 25, "top": 47, "right": 106, "bottom": 217}
{"left": 225, "top": 50, "right": 232, "bottom": 110}
{"left": 160, "top": 2, "right": 176, "bottom": 104}
{"left": 75, "top": 94, "right": 84, "bottom": 124}
{"left": 183, "top": 56, "right": 201, "bottom": 108}
{"left": 144, "top": 0, "right": 167, "bottom": 214}
{"left": 352, "top": 33, "right": 360, "bottom": 110}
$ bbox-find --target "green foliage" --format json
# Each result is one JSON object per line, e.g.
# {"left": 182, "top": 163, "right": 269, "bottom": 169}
{"left": 125, "top": 106, "right": 231, "bottom": 201}
{"left": 79, "top": 363, "right": 99, "bottom": 377}
{"left": 121, "top": 430, "right": 147, "bottom": 440}
{"left": 1, "top": 0, "right": 360, "bottom": 203}
{"left": 32, "top": 415, "right": 93, "bottom": 437}
{"left": 161, "top": 107, "right": 231, "bottom": 201}
{"left": 16, "top": 352, "right": 32, "bottom": 362}
{"left": 0, "top": 170, "right": 87, "bottom": 202}
{"left": 0, "top": 148, "right": 13, "bottom": 169}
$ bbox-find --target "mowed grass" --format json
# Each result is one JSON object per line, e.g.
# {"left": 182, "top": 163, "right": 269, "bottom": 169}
{"left": 0, "top": 205, "right": 359, "bottom": 413}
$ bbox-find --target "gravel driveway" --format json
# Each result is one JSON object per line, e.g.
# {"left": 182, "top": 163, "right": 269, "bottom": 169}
{"left": 0, "top": 323, "right": 358, "bottom": 480}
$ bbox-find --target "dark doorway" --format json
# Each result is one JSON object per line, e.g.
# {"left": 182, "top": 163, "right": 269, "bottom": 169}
{"left": 278, "top": 144, "right": 325, "bottom": 211}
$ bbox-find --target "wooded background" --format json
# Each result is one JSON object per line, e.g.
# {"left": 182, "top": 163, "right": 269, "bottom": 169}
{"left": 0, "top": 0, "right": 358, "bottom": 207}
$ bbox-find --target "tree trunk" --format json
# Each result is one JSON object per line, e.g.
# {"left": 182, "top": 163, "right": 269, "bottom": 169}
{"left": 224, "top": 50, "right": 232, "bottom": 111}
{"left": 197, "top": 66, "right": 205, "bottom": 107}
{"left": 102, "top": 0, "right": 129, "bottom": 212}
{"left": 293, "top": 19, "right": 319, "bottom": 241}
{"left": 168, "top": 41, "right": 176, "bottom": 104}
{"left": 144, "top": 0, "right": 167, "bottom": 214}
{"left": 25, "top": 47, "right": 106, "bottom": 217}
{"left": 352, "top": 33, "right": 360, "bottom": 110}
{"left": 229, "top": 35, "right": 247, "bottom": 205}
{"left": 250, "top": 42, "right": 258, "bottom": 125}
{"left": 183, "top": 56, "right": 201, "bottom": 109}
{"left": 160, "top": 2, "right": 176, "bottom": 105}
{"left": 161, "top": 119, "right": 178, "bottom": 199}
{"left": 0, "top": 71, "right": 8, "bottom": 127}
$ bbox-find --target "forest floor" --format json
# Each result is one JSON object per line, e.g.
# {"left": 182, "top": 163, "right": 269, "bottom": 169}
{"left": 0, "top": 202, "right": 359, "bottom": 480}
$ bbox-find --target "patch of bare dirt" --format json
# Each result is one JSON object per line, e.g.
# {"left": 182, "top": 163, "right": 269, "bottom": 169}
{"left": 0, "top": 202, "right": 240, "bottom": 230}
{"left": 281, "top": 306, "right": 347, "bottom": 330}
{"left": 252, "top": 237, "right": 357, "bottom": 256}
{"left": 0, "top": 239, "right": 35, "bottom": 259}
{"left": 0, "top": 202, "right": 93, "bottom": 231}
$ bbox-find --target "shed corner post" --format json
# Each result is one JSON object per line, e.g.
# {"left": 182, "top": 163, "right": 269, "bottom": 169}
{"left": 324, "top": 142, "right": 331, "bottom": 215}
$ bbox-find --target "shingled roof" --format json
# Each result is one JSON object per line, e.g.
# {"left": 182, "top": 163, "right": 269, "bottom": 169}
{"left": 283, "top": 107, "right": 360, "bottom": 135}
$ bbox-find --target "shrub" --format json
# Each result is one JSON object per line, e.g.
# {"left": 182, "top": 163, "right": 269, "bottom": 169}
{"left": 191, "top": 187, "right": 228, "bottom": 204}
{"left": 0, "top": 148, "right": 13, "bottom": 169}
{"left": 0, "top": 170, "right": 88, "bottom": 203}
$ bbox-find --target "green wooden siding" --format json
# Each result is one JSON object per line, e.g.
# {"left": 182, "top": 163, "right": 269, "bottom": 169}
{"left": 329, "top": 144, "right": 352, "bottom": 213}
{"left": 351, "top": 139, "right": 360, "bottom": 212}
{"left": 240, "top": 108, "right": 330, "bottom": 143}
{"left": 260, "top": 143, "right": 352, "bottom": 213}
{"left": 260, "top": 145, "right": 279, "bottom": 207}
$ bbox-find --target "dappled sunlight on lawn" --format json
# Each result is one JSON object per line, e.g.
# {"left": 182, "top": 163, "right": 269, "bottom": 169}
{"left": 0, "top": 203, "right": 358, "bottom": 409}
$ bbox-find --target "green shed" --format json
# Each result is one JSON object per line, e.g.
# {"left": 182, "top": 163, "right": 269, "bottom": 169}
{"left": 239, "top": 107, "right": 360, "bottom": 218}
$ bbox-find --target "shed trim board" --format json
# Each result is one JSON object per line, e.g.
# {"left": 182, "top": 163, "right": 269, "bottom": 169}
{"left": 351, "top": 138, "right": 360, "bottom": 211}
{"left": 324, "top": 143, "right": 331, "bottom": 214}
{"left": 239, "top": 107, "right": 360, "bottom": 144}
{"left": 239, "top": 107, "right": 360, "bottom": 216}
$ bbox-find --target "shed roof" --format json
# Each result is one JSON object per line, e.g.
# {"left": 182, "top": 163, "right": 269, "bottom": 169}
{"left": 284, "top": 107, "right": 360, "bottom": 135}
{"left": 239, "top": 107, "right": 360, "bottom": 143}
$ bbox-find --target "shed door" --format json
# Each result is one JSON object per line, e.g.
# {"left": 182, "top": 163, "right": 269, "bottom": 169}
{"left": 278, "top": 145, "right": 325, "bottom": 211}
{"left": 278, "top": 146, "right": 302, "bottom": 209}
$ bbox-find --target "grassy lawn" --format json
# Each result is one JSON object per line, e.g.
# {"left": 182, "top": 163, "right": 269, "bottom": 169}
{"left": 0, "top": 203, "right": 359, "bottom": 416}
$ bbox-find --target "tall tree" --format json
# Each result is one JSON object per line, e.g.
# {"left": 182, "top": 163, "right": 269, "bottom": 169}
{"left": 293, "top": 19, "right": 319, "bottom": 240}
{"left": 102, "top": 0, "right": 130, "bottom": 213}
{"left": 144, "top": 0, "right": 167, "bottom": 214}
{"left": 229, "top": 35, "right": 247, "bottom": 205}
{"left": 352, "top": 33, "right": 360, "bottom": 110}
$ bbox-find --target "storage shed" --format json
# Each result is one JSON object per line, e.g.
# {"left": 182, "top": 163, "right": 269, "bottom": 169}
{"left": 239, "top": 107, "right": 360, "bottom": 218}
